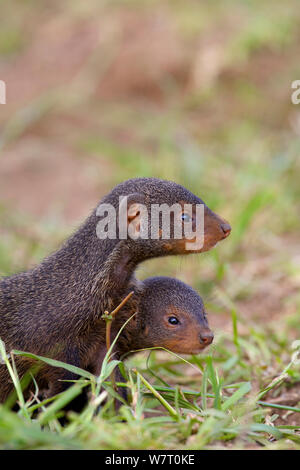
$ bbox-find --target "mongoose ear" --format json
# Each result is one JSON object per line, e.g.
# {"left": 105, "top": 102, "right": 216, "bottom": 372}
{"left": 119, "top": 193, "right": 147, "bottom": 239}
{"left": 126, "top": 192, "right": 146, "bottom": 209}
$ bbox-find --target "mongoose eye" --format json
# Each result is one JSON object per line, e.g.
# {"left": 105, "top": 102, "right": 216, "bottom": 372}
{"left": 168, "top": 316, "right": 180, "bottom": 325}
{"left": 181, "top": 213, "right": 192, "bottom": 222}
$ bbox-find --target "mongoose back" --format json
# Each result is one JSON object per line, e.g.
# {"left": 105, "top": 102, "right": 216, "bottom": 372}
{"left": 0, "top": 177, "right": 229, "bottom": 401}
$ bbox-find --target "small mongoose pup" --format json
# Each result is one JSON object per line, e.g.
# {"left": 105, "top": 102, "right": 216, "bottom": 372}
{"left": 0, "top": 178, "right": 228, "bottom": 401}
{"left": 96, "top": 276, "right": 214, "bottom": 370}
{"left": 93, "top": 276, "right": 213, "bottom": 404}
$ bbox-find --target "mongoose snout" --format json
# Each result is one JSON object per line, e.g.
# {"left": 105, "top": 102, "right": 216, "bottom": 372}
{"left": 220, "top": 222, "right": 231, "bottom": 239}
{"left": 199, "top": 329, "right": 214, "bottom": 346}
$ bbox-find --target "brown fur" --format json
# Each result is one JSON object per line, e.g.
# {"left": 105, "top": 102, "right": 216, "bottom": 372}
{"left": 93, "top": 277, "right": 213, "bottom": 376}
{"left": 0, "top": 178, "right": 228, "bottom": 402}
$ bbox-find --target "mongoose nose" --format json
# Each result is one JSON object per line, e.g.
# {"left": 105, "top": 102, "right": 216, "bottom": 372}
{"left": 220, "top": 222, "right": 231, "bottom": 238}
{"left": 199, "top": 330, "right": 214, "bottom": 346}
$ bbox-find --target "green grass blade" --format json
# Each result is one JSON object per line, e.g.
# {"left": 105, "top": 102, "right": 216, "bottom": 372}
{"left": 12, "top": 350, "right": 95, "bottom": 380}
{"left": 222, "top": 382, "right": 251, "bottom": 411}
{"left": 134, "top": 370, "right": 180, "bottom": 420}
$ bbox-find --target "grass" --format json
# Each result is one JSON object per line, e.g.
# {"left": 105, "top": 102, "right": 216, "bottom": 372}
{"left": 0, "top": 0, "right": 300, "bottom": 451}
{"left": 0, "top": 316, "right": 300, "bottom": 449}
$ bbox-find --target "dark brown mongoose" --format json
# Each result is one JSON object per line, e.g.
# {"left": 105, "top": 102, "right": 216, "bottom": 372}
{"left": 95, "top": 276, "right": 214, "bottom": 370}
{"left": 0, "top": 177, "right": 229, "bottom": 401}
{"left": 89, "top": 276, "right": 213, "bottom": 405}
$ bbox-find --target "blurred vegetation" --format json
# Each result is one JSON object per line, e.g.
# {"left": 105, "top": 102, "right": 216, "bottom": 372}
{"left": 0, "top": 0, "right": 300, "bottom": 450}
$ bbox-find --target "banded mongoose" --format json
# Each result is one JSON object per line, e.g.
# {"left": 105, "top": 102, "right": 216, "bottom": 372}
{"left": 79, "top": 276, "right": 213, "bottom": 407}
{"left": 94, "top": 276, "right": 214, "bottom": 376}
{"left": 0, "top": 177, "right": 230, "bottom": 401}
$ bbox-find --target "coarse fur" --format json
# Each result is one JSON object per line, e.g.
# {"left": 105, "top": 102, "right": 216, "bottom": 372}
{"left": 91, "top": 276, "right": 213, "bottom": 405}
{"left": 105, "top": 276, "right": 213, "bottom": 364}
{"left": 0, "top": 178, "right": 229, "bottom": 402}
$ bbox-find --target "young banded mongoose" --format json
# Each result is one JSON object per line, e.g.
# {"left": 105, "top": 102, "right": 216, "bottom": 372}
{"left": 96, "top": 276, "right": 213, "bottom": 373}
{"left": 91, "top": 276, "right": 213, "bottom": 404}
{"left": 0, "top": 178, "right": 229, "bottom": 401}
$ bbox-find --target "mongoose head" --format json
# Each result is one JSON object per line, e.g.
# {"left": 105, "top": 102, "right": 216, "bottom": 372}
{"left": 130, "top": 277, "right": 214, "bottom": 355}
{"left": 98, "top": 177, "right": 231, "bottom": 258}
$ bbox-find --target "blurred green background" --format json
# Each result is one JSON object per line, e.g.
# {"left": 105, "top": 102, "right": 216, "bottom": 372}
{"left": 0, "top": 0, "right": 300, "bottom": 449}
